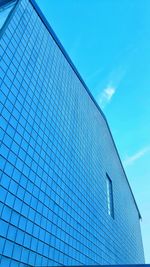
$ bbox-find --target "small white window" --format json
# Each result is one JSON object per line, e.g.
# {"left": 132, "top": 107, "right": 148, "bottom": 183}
{"left": 106, "top": 174, "right": 114, "bottom": 218}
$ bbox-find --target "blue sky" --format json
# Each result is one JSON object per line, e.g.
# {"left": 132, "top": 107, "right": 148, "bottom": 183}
{"left": 36, "top": 0, "right": 150, "bottom": 262}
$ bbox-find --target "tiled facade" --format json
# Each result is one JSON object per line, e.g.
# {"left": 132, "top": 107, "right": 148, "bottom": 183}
{"left": 0, "top": 0, "right": 144, "bottom": 266}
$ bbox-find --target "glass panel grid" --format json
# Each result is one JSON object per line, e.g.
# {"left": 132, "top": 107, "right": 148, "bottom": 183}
{"left": 0, "top": 0, "right": 145, "bottom": 265}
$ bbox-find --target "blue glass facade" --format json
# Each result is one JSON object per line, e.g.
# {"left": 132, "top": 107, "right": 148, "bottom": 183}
{"left": 0, "top": 0, "right": 144, "bottom": 266}
{"left": 0, "top": 1, "right": 16, "bottom": 30}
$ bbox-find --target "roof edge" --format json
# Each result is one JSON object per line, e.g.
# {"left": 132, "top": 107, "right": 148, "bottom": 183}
{"left": 28, "top": 0, "right": 141, "bottom": 220}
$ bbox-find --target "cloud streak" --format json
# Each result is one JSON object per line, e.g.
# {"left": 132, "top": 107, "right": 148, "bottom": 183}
{"left": 123, "top": 146, "right": 150, "bottom": 167}
{"left": 98, "top": 85, "right": 116, "bottom": 108}
{"left": 95, "top": 65, "right": 126, "bottom": 109}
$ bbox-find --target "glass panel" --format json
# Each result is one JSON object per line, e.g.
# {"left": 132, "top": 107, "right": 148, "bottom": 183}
{"left": 0, "top": 1, "right": 16, "bottom": 29}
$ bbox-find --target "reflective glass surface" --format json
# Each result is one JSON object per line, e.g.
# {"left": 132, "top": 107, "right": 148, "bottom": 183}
{"left": 0, "top": 1, "right": 16, "bottom": 29}
{"left": 0, "top": 0, "right": 144, "bottom": 266}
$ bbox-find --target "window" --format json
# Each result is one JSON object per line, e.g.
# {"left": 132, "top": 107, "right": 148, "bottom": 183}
{"left": 106, "top": 174, "right": 114, "bottom": 218}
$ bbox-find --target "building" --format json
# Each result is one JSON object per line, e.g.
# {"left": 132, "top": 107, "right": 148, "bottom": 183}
{"left": 0, "top": 0, "right": 145, "bottom": 266}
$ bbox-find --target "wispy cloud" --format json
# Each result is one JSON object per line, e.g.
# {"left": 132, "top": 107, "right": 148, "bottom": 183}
{"left": 95, "top": 66, "right": 126, "bottom": 109}
{"left": 123, "top": 146, "right": 150, "bottom": 167}
{"left": 98, "top": 85, "right": 116, "bottom": 108}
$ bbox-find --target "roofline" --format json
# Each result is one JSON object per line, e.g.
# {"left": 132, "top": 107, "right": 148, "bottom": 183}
{"left": 29, "top": 0, "right": 142, "bottom": 220}
{"left": 0, "top": 0, "right": 142, "bottom": 219}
